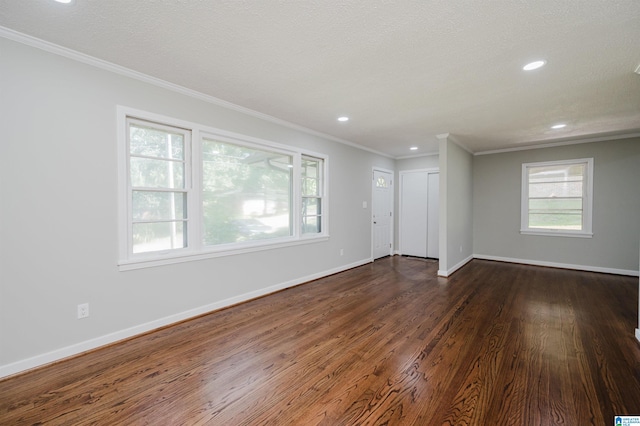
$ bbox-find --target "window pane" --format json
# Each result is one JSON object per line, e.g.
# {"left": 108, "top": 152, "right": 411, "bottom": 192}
{"left": 202, "top": 139, "right": 292, "bottom": 246}
{"left": 529, "top": 213, "right": 582, "bottom": 230}
{"left": 302, "top": 198, "right": 321, "bottom": 216}
{"left": 130, "top": 157, "right": 184, "bottom": 188}
{"left": 302, "top": 216, "right": 321, "bottom": 234}
{"left": 302, "top": 158, "right": 318, "bottom": 178}
{"left": 132, "top": 191, "right": 186, "bottom": 221}
{"left": 528, "top": 164, "right": 585, "bottom": 183}
{"left": 528, "top": 198, "right": 583, "bottom": 230}
{"left": 132, "top": 221, "right": 186, "bottom": 253}
{"left": 529, "top": 198, "right": 582, "bottom": 212}
{"left": 130, "top": 124, "right": 184, "bottom": 160}
{"left": 303, "top": 178, "right": 319, "bottom": 196}
{"left": 376, "top": 176, "right": 389, "bottom": 188}
{"left": 529, "top": 181, "right": 582, "bottom": 198}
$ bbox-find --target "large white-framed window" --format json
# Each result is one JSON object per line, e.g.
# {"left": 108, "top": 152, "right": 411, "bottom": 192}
{"left": 118, "top": 107, "right": 329, "bottom": 270}
{"left": 521, "top": 158, "right": 594, "bottom": 238}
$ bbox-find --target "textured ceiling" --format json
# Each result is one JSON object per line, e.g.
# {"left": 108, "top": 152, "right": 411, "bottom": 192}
{"left": 1, "top": 0, "right": 639, "bottom": 157}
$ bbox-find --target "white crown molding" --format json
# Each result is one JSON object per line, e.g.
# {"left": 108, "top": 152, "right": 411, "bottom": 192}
{"left": 475, "top": 132, "right": 640, "bottom": 156}
{"left": 0, "top": 26, "right": 393, "bottom": 159}
{"left": 395, "top": 151, "right": 439, "bottom": 160}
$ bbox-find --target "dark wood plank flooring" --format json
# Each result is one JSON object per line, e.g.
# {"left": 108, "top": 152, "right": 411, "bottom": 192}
{"left": 1, "top": 257, "right": 639, "bottom": 425}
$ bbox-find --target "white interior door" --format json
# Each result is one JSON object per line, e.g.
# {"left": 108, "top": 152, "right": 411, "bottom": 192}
{"left": 373, "top": 169, "right": 393, "bottom": 259}
{"left": 399, "top": 170, "right": 439, "bottom": 259}
{"left": 400, "top": 171, "right": 428, "bottom": 257}
{"left": 427, "top": 172, "right": 439, "bottom": 258}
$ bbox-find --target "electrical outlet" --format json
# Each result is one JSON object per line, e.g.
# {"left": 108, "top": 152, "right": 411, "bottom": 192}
{"left": 340, "top": 248, "right": 344, "bottom": 256}
{"left": 77, "top": 303, "right": 89, "bottom": 319}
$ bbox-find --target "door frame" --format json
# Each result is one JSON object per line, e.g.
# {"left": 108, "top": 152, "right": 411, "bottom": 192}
{"left": 371, "top": 167, "right": 395, "bottom": 260}
{"left": 398, "top": 168, "right": 439, "bottom": 258}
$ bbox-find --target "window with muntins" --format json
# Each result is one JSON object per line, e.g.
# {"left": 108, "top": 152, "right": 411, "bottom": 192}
{"left": 128, "top": 119, "right": 191, "bottom": 254}
{"left": 521, "top": 158, "right": 593, "bottom": 237}
{"left": 119, "top": 108, "right": 328, "bottom": 269}
{"left": 301, "top": 155, "right": 324, "bottom": 234}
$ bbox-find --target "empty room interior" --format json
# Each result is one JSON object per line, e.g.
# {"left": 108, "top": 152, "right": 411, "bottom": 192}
{"left": 1, "top": 1, "right": 640, "bottom": 425}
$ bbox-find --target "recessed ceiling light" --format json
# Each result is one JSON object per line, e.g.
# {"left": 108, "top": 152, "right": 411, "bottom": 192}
{"left": 54, "top": 0, "right": 73, "bottom": 3}
{"left": 409, "top": 146, "right": 418, "bottom": 151}
{"left": 551, "top": 123, "right": 567, "bottom": 129}
{"left": 337, "top": 116, "right": 349, "bottom": 122}
{"left": 523, "top": 60, "right": 547, "bottom": 71}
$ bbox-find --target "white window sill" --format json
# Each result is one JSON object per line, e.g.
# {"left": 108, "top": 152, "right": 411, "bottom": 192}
{"left": 118, "top": 235, "right": 329, "bottom": 271}
{"left": 520, "top": 229, "right": 593, "bottom": 238}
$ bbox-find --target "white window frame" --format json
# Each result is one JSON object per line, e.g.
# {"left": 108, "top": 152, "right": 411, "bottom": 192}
{"left": 301, "top": 155, "right": 325, "bottom": 236}
{"left": 117, "top": 106, "right": 329, "bottom": 270}
{"left": 126, "top": 117, "right": 193, "bottom": 257}
{"left": 520, "top": 157, "right": 594, "bottom": 238}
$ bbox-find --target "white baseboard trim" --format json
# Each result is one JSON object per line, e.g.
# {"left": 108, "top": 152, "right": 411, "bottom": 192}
{"left": 437, "top": 255, "right": 473, "bottom": 277}
{"left": 0, "top": 258, "right": 372, "bottom": 380}
{"left": 473, "top": 254, "right": 639, "bottom": 277}
{"left": 636, "top": 329, "right": 640, "bottom": 344}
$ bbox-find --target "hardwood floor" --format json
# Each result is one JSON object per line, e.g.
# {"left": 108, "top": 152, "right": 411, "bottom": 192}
{"left": 1, "top": 257, "right": 639, "bottom": 425}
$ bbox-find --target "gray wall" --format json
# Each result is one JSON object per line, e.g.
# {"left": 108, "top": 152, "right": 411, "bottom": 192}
{"left": 473, "top": 138, "right": 640, "bottom": 273}
{"left": 395, "top": 154, "right": 439, "bottom": 172}
{"left": 438, "top": 138, "right": 474, "bottom": 275}
{"left": 0, "top": 38, "right": 394, "bottom": 375}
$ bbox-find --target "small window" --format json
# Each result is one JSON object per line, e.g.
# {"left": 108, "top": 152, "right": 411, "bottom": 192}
{"left": 127, "top": 119, "right": 191, "bottom": 254}
{"left": 521, "top": 158, "right": 593, "bottom": 237}
{"left": 301, "top": 155, "right": 324, "bottom": 234}
{"left": 376, "top": 176, "right": 389, "bottom": 188}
